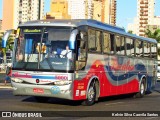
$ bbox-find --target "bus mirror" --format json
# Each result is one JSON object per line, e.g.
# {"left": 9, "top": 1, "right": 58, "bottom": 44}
{"left": 2, "top": 30, "right": 13, "bottom": 48}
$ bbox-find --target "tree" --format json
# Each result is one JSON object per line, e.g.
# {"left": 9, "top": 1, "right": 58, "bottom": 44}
{"left": 128, "top": 30, "right": 133, "bottom": 34}
{"left": 145, "top": 29, "right": 160, "bottom": 43}
{"left": 0, "top": 31, "right": 15, "bottom": 63}
{"left": 0, "top": 31, "right": 5, "bottom": 57}
{"left": 145, "top": 29, "right": 160, "bottom": 56}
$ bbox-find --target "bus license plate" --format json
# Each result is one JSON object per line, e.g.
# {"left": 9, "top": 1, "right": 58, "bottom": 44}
{"left": 33, "top": 88, "right": 44, "bottom": 94}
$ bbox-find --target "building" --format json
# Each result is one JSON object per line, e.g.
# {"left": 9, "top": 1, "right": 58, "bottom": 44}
{"left": 2, "top": 0, "right": 44, "bottom": 31}
{"left": 46, "top": 0, "right": 116, "bottom": 25}
{"left": 45, "top": 0, "right": 71, "bottom": 19}
{"left": 128, "top": 0, "right": 160, "bottom": 37}
{"left": 108, "top": 0, "right": 116, "bottom": 25}
{"left": 68, "top": 0, "right": 86, "bottom": 19}
{"left": 0, "top": 19, "right": 2, "bottom": 30}
{"left": 146, "top": 24, "right": 160, "bottom": 32}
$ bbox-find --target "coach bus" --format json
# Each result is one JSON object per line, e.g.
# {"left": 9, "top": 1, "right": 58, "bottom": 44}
{"left": 2, "top": 19, "right": 157, "bottom": 105}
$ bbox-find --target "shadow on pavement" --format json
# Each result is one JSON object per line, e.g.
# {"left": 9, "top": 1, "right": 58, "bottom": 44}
{"left": 22, "top": 96, "right": 82, "bottom": 106}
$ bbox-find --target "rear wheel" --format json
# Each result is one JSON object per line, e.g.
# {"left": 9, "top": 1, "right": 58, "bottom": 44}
{"left": 34, "top": 96, "right": 49, "bottom": 103}
{"left": 81, "top": 82, "right": 96, "bottom": 106}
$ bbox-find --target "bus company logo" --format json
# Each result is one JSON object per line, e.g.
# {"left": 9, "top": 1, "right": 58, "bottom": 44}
{"left": 51, "top": 86, "right": 60, "bottom": 94}
{"left": 110, "top": 60, "right": 134, "bottom": 71}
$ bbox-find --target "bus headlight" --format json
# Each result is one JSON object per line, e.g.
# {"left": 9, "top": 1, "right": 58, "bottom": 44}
{"left": 11, "top": 78, "right": 23, "bottom": 83}
{"left": 54, "top": 80, "right": 72, "bottom": 85}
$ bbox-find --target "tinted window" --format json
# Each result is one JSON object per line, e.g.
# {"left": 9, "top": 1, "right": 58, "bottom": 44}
{"left": 88, "top": 29, "right": 102, "bottom": 52}
{"left": 135, "top": 40, "right": 143, "bottom": 57}
{"left": 126, "top": 37, "right": 134, "bottom": 56}
{"left": 144, "top": 42, "right": 151, "bottom": 58}
{"left": 115, "top": 35, "right": 125, "bottom": 55}
{"left": 103, "top": 32, "right": 111, "bottom": 53}
{"left": 88, "top": 29, "right": 96, "bottom": 51}
{"left": 151, "top": 43, "right": 157, "bottom": 59}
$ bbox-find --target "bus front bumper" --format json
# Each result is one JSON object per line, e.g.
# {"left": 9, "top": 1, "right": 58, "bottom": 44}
{"left": 11, "top": 81, "right": 73, "bottom": 100}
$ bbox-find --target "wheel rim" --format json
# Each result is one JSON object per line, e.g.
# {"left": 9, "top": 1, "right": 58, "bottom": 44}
{"left": 88, "top": 86, "right": 95, "bottom": 101}
{"left": 140, "top": 82, "right": 145, "bottom": 95}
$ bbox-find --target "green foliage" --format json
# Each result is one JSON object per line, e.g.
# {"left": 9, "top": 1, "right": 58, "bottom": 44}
{"left": 128, "top": 30, "right": 133, "bottom": 34}
{"left": 145, "top": 29, "right": 160, "bottom": 56}
{"left": 0, "top": 33, "right": 15, "bottom": 58}
{"left": 145, "top": 29, "right": 160, "bottom": 43}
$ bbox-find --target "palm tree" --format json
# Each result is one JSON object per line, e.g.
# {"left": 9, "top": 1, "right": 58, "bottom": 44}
{"left": 0, "top": 33, "right": 15, "bottom": 63}
{"left": 128, "top": 30, "right": 133, "bottom": 34}
{"left": 145, "top": 29, "right": 160, "bottom": 43}
{"left": 145, "top": 29, "right": 160, "bottom": 56}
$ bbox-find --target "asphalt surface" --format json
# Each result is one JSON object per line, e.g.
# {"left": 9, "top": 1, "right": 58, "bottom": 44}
{"left": 0, "top": 86, "right": 160, "bottom": 120}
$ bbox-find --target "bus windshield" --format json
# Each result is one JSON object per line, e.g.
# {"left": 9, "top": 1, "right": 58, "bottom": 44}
{"left": 12, "top": 27, "right": 76, "bottom": 71}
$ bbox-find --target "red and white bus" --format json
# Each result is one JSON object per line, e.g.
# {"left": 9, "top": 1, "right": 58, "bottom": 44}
{"left": 2, "top": 19, "right": 157, "bottom": 105}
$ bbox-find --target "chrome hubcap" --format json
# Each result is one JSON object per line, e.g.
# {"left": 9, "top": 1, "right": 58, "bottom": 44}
{"left": 88, "top": 87, "right": 95, "bottom": 101}
{"left": 140, "top": 83, "right": 144, "bottom": 94}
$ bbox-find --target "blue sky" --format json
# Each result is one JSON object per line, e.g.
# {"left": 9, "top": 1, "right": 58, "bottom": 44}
{"left": 0, "top": 0, "right": 160, "bottom": 30}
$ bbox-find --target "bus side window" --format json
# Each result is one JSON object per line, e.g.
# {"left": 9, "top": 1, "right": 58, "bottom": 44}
{"left": 103, "top": 32, "right": 111, "bottom": 53}
{"left": 144, "top": 42, "right": 151, "bottom": 58}
{"left": 78, "top": 41, "right": 86, "bottom": 61}
{"left": 151, "top": 43, "right": 157, "bottom": 59}
{"left": 110, "top": 34, "right": 115, "bottom": 54}
{"left": 135, "top": 40, "right": 143, "bottom": 57}
{"left": 76, "top": 32, "right": 87, "bottom": 70}
{"left": 96, "top": 31, "right": 101, "bottom": 52}
{"left": 88, "top": 29, "right": 96, "bottom": 51}
{"left": 115, "top": 35, "right": 120, "bottom": 54}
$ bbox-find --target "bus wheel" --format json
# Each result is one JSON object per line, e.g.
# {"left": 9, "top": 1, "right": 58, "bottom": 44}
{"left": 34, "top": 96, "right": 49, "bottom": 103}
{"left": 82, "top": 82, "right": 96, "bottom": 106}
{"left": 135, "top": 80, "right": 146, "bottom": 98}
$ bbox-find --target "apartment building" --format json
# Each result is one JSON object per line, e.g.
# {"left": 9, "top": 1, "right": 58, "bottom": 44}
{"left": 2, "top": 0, "right": 44, "bottom": 31}
{"left": 128, "top": 0, "right": 160, "bottom": 37}
{"left": 46, "top": 0, "right": 116, "bottom": 25}
{"left": 46, "top": 0, "right": 70, "bottom": 19}
{"left": 0, "top": 19, "right": 2, "bottom": 30}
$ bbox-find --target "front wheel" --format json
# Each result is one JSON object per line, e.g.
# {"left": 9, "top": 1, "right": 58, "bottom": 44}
{"left": 81, "top": 82, "right": 96, "bottom": 106}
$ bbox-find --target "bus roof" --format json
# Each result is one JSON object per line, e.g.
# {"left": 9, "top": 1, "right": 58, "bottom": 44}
{"left": 19, "top": 19, "right": 157, "bottom": 43}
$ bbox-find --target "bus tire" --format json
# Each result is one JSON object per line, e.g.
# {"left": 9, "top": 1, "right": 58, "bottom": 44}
{"left": 81, "top": 81, "right": 96, "bottom": 106}
{"left": 135, "top": 79, "right": 146, "bottom": 98}
{"left": 34, "top": 96, "right": 49, "bottom": 103}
